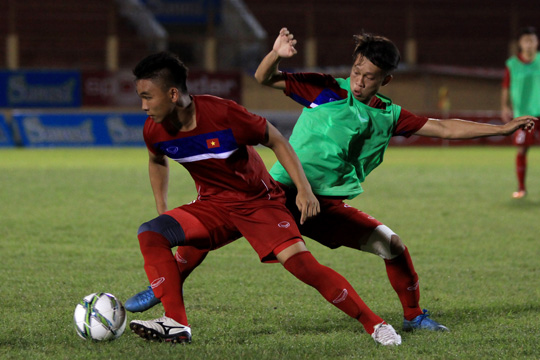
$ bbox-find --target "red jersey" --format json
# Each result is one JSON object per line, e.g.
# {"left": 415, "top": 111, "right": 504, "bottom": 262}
{"left": 143, "top": 95, "right": 284, "bottom": 203}
{"left": 283, "top": 72, "right": 428, "bottom": 136}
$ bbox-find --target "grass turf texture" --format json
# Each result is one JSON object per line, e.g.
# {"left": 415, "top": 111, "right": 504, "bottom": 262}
{"left": 0, "top": 146, "right": 538, "bottom": 360}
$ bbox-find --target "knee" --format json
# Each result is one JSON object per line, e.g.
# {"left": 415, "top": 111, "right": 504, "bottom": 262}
{"left": 361, "top": 225, "right": 404, "bottom": 260}
{"left": 389, "top": 234, "right": 405, "bottom": 258}
{"left": 138, "top": 219, "right": 157, "bottom": 235}
{"left": 138, "top": 214, "right": 186, "bottom": 247}
{"left": 518, "top": 146, "right": 529, "bottom": 155}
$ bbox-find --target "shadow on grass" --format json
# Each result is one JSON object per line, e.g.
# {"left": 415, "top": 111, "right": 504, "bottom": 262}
{"left": 504, "top": 198, "right": 540, "bottom": 208}
{"left": 229, "top": 316, "right": 365, "bottom": 342}
{"left": 444, "top": 302, "right": 540, "bottom": 326}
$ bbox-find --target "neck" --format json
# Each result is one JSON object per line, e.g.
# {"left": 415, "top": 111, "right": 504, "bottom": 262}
{"left": 521, "top": 51, "right": 537, "bottom": 62}
{"left": 362, "top": 96, "right": 373, "bottom": 105}
{"left": 167, "top": 95, "right": 196, "bottom": 132}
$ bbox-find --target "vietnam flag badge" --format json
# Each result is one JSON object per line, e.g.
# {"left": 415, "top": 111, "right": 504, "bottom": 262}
{"left": 206, "top": 138, "right": 220, "bottom": 149}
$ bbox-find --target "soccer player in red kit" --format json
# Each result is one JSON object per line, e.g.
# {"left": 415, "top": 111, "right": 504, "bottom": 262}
{"left": 128, "top": 52, "right": 403, "bottom": 346}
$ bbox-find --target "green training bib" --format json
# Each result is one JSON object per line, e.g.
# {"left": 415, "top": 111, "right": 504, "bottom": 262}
{"left": 270, "top": 77, "right": 401, "bottom": 199}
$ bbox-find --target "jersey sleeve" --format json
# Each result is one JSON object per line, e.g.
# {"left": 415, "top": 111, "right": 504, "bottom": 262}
{"left": 283, "top": 72, "right": 348, "bottom": 107}
{"left": 225, "top": 100, "right": 268, "bottom": 145}
{"left": 393, "top": 108, "right": 429, "bottom": 137}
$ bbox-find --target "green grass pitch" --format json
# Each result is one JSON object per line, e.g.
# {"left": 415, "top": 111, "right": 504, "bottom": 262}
{"left": 0, "top": 146, "right": 539, "bottom": 359}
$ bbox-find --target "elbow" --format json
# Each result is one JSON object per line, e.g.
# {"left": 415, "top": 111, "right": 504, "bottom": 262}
{"left": 254, "top": 71, "right": 278, "bottom": 87}
{"left": 254, "top": 71, "right": 267, "bottom": 85}
{"left": 258, "top": 78, "right": 273, "bottom": 87}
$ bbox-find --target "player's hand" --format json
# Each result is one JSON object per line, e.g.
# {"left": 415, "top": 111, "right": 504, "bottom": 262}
{"left": 505, "top": 115, "right": 537, "bottom": 134}
{"left": 296, "top": 190, "right": 320, "bottom": 225}
{"left": 273, "top": 27, "right": 297, "bottom": 58}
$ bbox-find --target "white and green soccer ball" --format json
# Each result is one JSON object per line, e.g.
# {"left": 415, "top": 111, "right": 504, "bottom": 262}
{"left": 73, "top": 293, "right": 127, "bottom": 341}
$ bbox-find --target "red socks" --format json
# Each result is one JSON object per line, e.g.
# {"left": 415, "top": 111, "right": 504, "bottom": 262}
{"left": 175, "top": 246, "right": 209, "bottom": 287}
{"left": 140, "top": 233, "right": 394, "bottom": 333}
{"left": 516, "top": 153, "right": 527, "bottom": 191}
{"left": 283, "top": 251, "right": 383, "bottom": 334}
{"left": 384, "top": 247, "right": 422, "bottom": 320}
{"left": 138, "top": 231, "right": 188, "bottom": 325}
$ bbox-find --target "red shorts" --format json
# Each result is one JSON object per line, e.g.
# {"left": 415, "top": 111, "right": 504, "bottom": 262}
{"left": 513, "top": 126, "right": 539, "bottom": 146}
{"left": 164, "top": 198, "right": 303, "bottom": 263}
{"left": 282, "top": 185, "right": 383, "bottom": 249}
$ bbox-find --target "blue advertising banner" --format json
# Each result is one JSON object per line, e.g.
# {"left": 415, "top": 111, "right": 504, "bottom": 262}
{"left": 0, "top": 70, "right": 81, "bottom": 108}
{"left": 12, "top": 112, "right": 147, "bottom": 147}
{"left": 0, "top": 113, "right": 15, "bottom": 147}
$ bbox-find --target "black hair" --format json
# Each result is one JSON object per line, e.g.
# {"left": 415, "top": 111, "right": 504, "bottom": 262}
{"left": 352, "top": 32, "right": 401, "bottom": 74}
{"left": 133, "top": 51, "right": 189, "bottom": 92}
{"left": 517, "top": 26, "right": 537, "bottom": 39}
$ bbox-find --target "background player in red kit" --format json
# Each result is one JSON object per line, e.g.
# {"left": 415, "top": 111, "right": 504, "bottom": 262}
{"left": 128, "top": 51, "right": 403, "bottom": 346}
{"left": 501, "top": 26, "right": 540, "bottom": 199}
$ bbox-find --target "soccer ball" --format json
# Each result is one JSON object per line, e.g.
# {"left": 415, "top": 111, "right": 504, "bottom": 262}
{"left": 73, "top": 292, "right": 127, "bottom": 341}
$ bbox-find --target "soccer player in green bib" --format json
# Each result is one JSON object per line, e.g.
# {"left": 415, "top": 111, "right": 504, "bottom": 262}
{"left": 125, "top": 28, "right": 535, "bottom": 338}
{"left": 501, "top": 26, "right": 540, "bottom": 198}
{"left": 252, "top": 27, "right": 534, "bottom": 333}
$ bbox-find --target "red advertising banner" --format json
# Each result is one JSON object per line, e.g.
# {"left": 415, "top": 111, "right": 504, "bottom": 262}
{"left": 82, "top": 70, "right": 242, "bottom": 107}
{"left": 82, "top": 71, "right": 138, "bottom": 107}
{"left": 187, "top": 71, "right": 242, "bottom": 104}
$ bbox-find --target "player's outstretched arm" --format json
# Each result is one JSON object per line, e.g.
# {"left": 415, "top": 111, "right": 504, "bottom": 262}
{"left": 262, "top": 122, "right": 320, "bottom": 224}
{"left": 148, "top": 150, "right": 170, "bottom": 215}
{"left": 254, "top": 27, "right": 298, "bottom": 89}
{"left": 414, "top": 116, "right": 536, "bottom": 139}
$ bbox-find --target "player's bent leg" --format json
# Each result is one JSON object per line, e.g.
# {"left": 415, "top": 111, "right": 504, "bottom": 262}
{"left": 360, "top": 225, "right": 405, "bottom": 260}
{"left": 131, "top": 204, "right": 233, "bottom": 343}
{"left": 276, "top": 241, "right": 401, "bottom": 345}
{"left": 382, "top": 245, "right": 449, "bottom": 332}
{"left": 135, "top": 218, "right": 188, "bottom": 325}
{"left": 299, "top": 195, "right": 446, "bottom": 334}
{"left": 126, "top": 212, "right": 212, "bottom": 313}
{"left": 126, "top": 214, "right": 187, "bottom": 313}
{"left": 125, "top": 247, "right": 210, "bottom": 313}
{"left": 358, "top": 225, "right": 423, "bottom": 320}
{"left": 361, "top": 225, "right": 447, "bottom": 330}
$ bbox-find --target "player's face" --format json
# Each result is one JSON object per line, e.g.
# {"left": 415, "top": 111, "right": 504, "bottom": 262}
{"left": 135, "top": 79, "right": 175, "bottom": 123}
{"left": 519, "top": 34, "right": 539, "bottom": 56}
{"left": 349, "top": 55, "right": 390, "bottom": 104}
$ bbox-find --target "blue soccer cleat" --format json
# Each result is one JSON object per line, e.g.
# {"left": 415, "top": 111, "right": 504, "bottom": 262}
{"left": 403, "top": 309, "right": 449, "bottom": 332}
{"left": 124, "top": 286, "right": 162, "bottom": 313}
